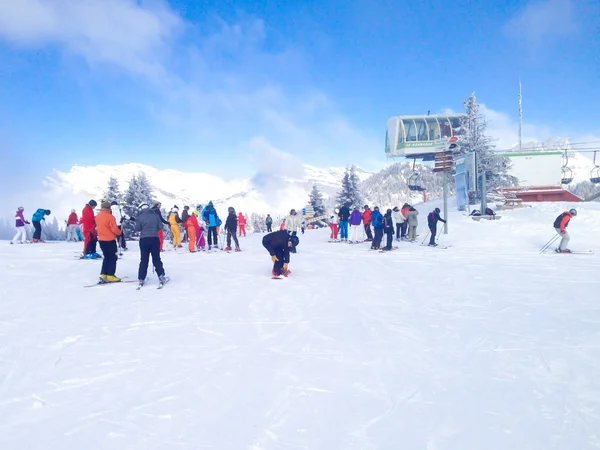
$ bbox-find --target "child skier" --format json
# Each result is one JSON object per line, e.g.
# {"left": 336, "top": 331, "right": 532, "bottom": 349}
{"left": 371, "top": 207, "right": 384, "bottom": 250}
{"left": 553, "top": 208, "right": 577, "bottom": 253}
{"left": 185, "top": 210, "right": 200, "bottom": 252}
{"left": 96, "top": 200, "right": 122, "bottom": 283}
{"left": 362, "top": 205, "right": 373, "bottom": 241}
{"left": 427, "top": 207, "right": 446, "bottom": 246}
{"left": 168, "top": 206, "right": 183, "bottom": 248}
{"left": 262, "top": 230, "right": 299, "bottom": 277}
{"left": 349, "top": 206, "right": 363, "bottom": 243}
{"left": 12, "top": 207, "right": 30, "bottom": 244}
{"left": 382, "top": 209, "right": 395, "bottom": 250}
{"left": 66, "top": 209, "right": 79, "bottom": 242}
{"left": 237, "top": 212, "right": 247, "bottom": 237}
{"left": 329, "top": 215, "right": 339, "bottom": 241}
{"left": 225, "top": 207, "right": 242, "bottom": 252}
{"left": 407, "top": 207, "right": 419, "bottom": 241}
{"left": 135, "top": 203, "right": 168, "bottom": 287}
{"left": 31, "top": 208, "right": 51, "bottom": 242}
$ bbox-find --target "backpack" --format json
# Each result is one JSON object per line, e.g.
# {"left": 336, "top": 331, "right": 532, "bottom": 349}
{"left": 553, "top": 213, "right": 568, "bottom": 229}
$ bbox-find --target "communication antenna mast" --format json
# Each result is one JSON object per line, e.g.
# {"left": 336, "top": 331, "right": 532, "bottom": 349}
{"left": 518, "top": 80, "right": 523, "bottom": 152}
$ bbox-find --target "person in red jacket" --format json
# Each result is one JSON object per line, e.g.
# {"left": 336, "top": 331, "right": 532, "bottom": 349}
{"left": 237, "top": 212, "right": 247, "bottom": 237}
{"left": 185, "top": 212, "right": 200, "bottom": 252}
{"left": 362, "top": 205, "right": 373, "bottom": 241}
{"left": 66, "top": 209, "right": 79, "bottom": 242}
{"left": 81, "top": 200, "right": 98, "bottom": 256}
{"left": 553, "top": 208, "right": 577, "bottom": 253}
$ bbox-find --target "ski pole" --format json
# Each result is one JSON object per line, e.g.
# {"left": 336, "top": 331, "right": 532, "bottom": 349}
{"left": 421, "top": 231, "right": 430, "bottom": 245}
{"left": 539, "top": 233, "right": 560, "bottom": 254}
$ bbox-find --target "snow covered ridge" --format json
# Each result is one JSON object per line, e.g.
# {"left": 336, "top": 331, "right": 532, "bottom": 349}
{"left": 36, "top": 163, "right": 374, "bottom": 218}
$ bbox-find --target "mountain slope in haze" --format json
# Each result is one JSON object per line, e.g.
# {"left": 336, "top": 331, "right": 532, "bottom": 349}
{"left": 38, "top": 163, "right": 374, "bottom": 219}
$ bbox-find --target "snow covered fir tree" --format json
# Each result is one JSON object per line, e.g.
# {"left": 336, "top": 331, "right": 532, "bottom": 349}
{"left": 123, "top": 172, "right": 154, "bottom": 234}
{"left": 459, "top": 93, "right": 518, "bottom": 202}
{"left": 308, "top": 184, "right": 325, "bottom": 216}
{"left": 336, "top": 166, "right": 364, "bottom": 208}
{"left": 103, "top": 176, "right": 123, "bottom": 204}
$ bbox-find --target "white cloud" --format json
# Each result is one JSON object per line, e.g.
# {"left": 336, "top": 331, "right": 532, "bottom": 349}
{"left": 0, "top": 0, "right": 181, "bottom": 81}
{"left": 503, "top": 0, "right": 578, "bottom": 45}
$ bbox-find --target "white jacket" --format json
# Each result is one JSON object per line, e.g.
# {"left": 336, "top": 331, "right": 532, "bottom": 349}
{"left": 285, "top": 214, "right": 302, "bottom": 232}
{"left": 393, "top": 211, "right": 405, "bottom": 224}
{"left": 111, "top": 205, "right": 124, "bottom": 223}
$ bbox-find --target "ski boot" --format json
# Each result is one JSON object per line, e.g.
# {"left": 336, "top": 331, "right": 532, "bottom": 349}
{"left": 224, "top": 246, "right": 232, "bottom": 252}
{"left": 235, "top": 247, "right": 241, "bottom": 252}
{"left": 106, "top": 275, "right": 121, "bottom": 283}
{"left": 99, "top": 274, "right": 108, "bottom": 284}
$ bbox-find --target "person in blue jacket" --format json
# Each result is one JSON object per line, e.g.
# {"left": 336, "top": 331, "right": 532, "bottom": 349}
{"left": 202, "top": 201, "right": 221, "bottom": 250}
{"left": 31, "top": 208, "right": 51, "bottom": 242}
{"left": 370, "top": 206, "right": 384, "bottom": 250}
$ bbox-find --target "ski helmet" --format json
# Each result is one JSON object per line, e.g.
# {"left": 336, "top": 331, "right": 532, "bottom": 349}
{"left": 111, "top": 200, "right": 118, "bottom": 206}
{"left": 569, "top": 208, "right": 577, "bottom": 216}
{"left": 228, "top": 207, "right": 235, "bottom": 213}
{"left": 71, "top": 209, "right": 76, "bottom": 213}
{"left": 196, "top": 204, "right": 202, "bottom": 210}
{"left": 18, "top": 206, "right": 24, "bottom": 211}
{"left": 88, "top": 200, "right": 97, "bottom": 208}
{"left": 139, "top": 203, "right": 149, "bottom": 210}
{"left": 192, "top": 211, "right": 199, "bottom": 217}
{"left": 184, "top": 205, "right": 189, "bottom": 210}
{"left": 45, "top": 210, "right": 51, "bottom": 215}
{"left": 290, "top": 235, "right": 299, "bottom": 248}
{"left": 435, "top": 207, "right": 441, "bottom": 214}
{"left": 151, "top": 200, "right": 161, "bottom": 209}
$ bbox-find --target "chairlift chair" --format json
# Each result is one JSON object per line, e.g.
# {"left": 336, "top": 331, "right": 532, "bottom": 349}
{"left": 560, "top": 152, "right": 573, "bottom": 185}
{"left": 590, "top": 151, "right": 600, "bottom": 184}
{"left": 407, "top": 160, "right": 426, "bottom": 191}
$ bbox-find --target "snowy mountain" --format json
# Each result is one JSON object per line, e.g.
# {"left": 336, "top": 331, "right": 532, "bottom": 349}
{"left": 36, "top": 163, "right": 373, "bottom": 221}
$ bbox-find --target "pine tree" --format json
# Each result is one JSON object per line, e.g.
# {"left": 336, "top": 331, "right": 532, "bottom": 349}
{"left": 103, "top": 176, "right": 122, "bottom": 203}
{"left": 308, "top": 184, "right": 325, "bottom": 216}
{"left": 459, "top": 93, "right": 518, "bottom": 198}
{"left": 348, "top": 166, "right": 364, "bottom": 208}
{"left": 336, "top": 169, "right": 352, "bottom": 207}
{"left": 122, "top": 172, "right": 154, "bottom": 234}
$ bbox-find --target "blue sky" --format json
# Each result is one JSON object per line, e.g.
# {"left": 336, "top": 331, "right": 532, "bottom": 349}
{"left": 0, "top": 0, "right": 598, "bottom": 188}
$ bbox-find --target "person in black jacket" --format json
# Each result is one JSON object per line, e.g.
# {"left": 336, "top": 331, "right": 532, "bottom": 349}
{"left": 262, "top": 230, "right": 299, "bottom": 277}
{"left": 224, "top": 207, "right": 241, "bottom": 252}
{"left": 338, "top": 203, "right": 351, "bottom": 241}
{"left": 427, "top": 207, "right": 446, "bottom": 246}
{"left": 382, "top": 209, "right": 395, "bottom": 251}
{"left": 151, "top": 201, "right": 170, "bottom": 252}
{"left": 181, "top": 206, "right": 190, "bottom": 243}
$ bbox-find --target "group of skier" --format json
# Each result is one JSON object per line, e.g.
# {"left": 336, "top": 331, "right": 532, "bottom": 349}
{"left": 328, "top": 203, "right": 447, "bottom": 250}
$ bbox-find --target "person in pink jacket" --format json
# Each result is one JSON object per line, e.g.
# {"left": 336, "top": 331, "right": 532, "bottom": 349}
{"left": 193, "top": 211, "right": 206, "bottom": 250}
{"left": 12, "top": 207, "right": 30, "bottom": 244}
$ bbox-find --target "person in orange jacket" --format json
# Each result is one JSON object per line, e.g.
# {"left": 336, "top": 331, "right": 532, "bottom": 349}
{"left": 185, "top": 212, "right": 200, "bottom": 252}
{"left": 237, "top": 212, "right": 247, "bottom": 237}
{"left": 95, "top": 200, "right": 122, "bottom": 283}
{"left": 553, "top": 208, "right": 577, "bottom": 253}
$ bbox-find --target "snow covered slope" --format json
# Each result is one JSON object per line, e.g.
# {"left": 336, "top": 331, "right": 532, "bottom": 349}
{"left": 1, "top": 202, "right": 600, "bottom": 449}
{"left": 38, "top": 163, "right": 373, "bottom": 218}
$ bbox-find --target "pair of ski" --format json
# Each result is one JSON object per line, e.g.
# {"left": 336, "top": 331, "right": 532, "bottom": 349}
{"left": 84, "top": 277, "right": 170, "bottom": 289}
{"left": 137, "top": 277, "right": 170, "bottom": 290}
{"left": 548, "top": 250, "right": 593, "bottom": 255}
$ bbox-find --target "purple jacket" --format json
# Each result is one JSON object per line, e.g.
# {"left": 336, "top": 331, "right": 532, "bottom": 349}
{"left": 349, "top": 210, "right": 362, "bottom": 226}
{"left": 15, "top": 210, "right": 26, "bottom": 227}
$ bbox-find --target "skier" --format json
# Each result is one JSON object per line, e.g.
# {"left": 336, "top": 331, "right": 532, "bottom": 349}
{"left": 202, "top": 201, "right": 221, "bottom": 250}
{"left": 181, "top": 206, "right": 190, "bottom": 243}
{"left": 237, "top": 212, "right": 247, "bottom": 237}
{"left": 301, "top": 219, "right": 306, "bottom": 235}
{"left": 382, "top": 209, "right": 395, "bottom": 251}
{"left": 31, "top": 208, "right": 51, "bottom": 242}
{"left": 338, "top": 203, "right": 350, "bottom": 242}
{"left": 12, "top": 206, "right": 30, "bottom": 244}
{"left": 370, "top": 207, "right": 384, "bottom": 250}
{"left": 392, "top": 206, "right": 405, "bottom": 242}
{"left": 135, "top": 203, "right": 168, "bottom": 287}
{"left": 110, "top": 201, "right": 127, "bottom": 251}
{"left": 400, "top": 203, "right": 411, "bottom": 239}
{"left": 407, "top": 206, "right": 419, "bottom": 241}
{"left": 349, "top": 206, "right": 363, "bottom": 243}
{"left": 262, "top": 229, "right": 299, "bottom": 277}
{"left": 265, "top": 214, "right": 273, "bottom": 232}
{"left": 66, "top": 209, "right": 79, "bottom": 242}
{"left": 225, "top": 207, "right": 242, "bottom": 252}
{"left": 285, "top": 209, "right": 302, "bottom": 253}
{"left": 427, "top": 207, "right": 446, "bottom": 247}
{"left": 151, "top": 201, "right": 170, "bottom": 251}
{"left": 362, "top": 205, "right": 373, "bottom": 241}
{"left": 184, "top": 209, "right": 200, "bottom": 252}
{"left": 81, "top": 200, "right": 98, "bottom": 256}
{"left": 168, "top": 206, "right": 183, "bottom": 248}
{"left": 192, "top": 211, "right": 206, "bottom": 251}
{"left": 553, "top": 208, "right": 577, "bottom": 253}
{"left": 96, "top": 200, "right": 122, "bottom": 283}
{"left": 280, "top": 218, "right": 286, "bottom": 231}
{"left": 329, "top": 215, "right": 339, "bottom": 241}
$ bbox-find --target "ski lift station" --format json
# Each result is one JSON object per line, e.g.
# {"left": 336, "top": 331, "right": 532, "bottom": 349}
{"left": 385, "top": 114, "right": 464, "bottom": 160}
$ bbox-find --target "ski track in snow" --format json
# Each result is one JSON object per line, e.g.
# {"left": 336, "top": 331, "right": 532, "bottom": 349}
{"left": 1, "top": 202, "right": 600, "bottom": 449}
